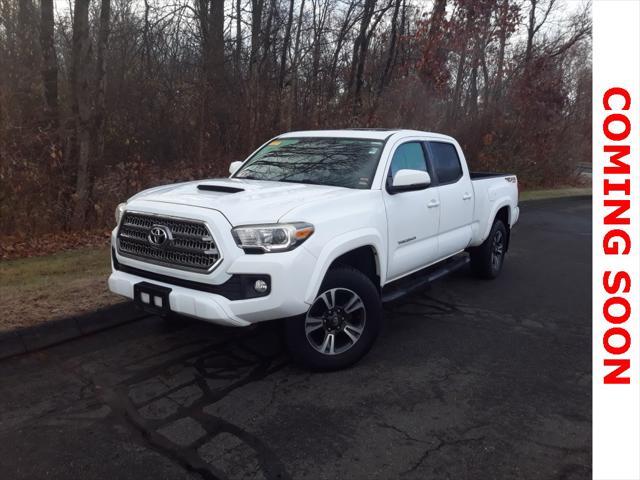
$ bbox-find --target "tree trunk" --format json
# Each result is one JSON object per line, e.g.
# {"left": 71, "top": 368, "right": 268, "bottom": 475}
{"left": 378, "top": 0, "right": 401, "bottom": 95}
{"left": 310, "top": 1, "right": 330, "bottom": 124}
{"left": 249, "top": 0, "right": 263, "bottom": 75}
{"left": 448, "top": 6, "right": 472, "bottom": 124}
{"left": 248, "top": 0, "right": 263, "bottom": 143}
{"left": 427, "top": 0, "right": 446, "bottom": 38}
{"left": 208, "top": 0, "right": 225, "bottom": 88}
{"left": 94, "top": 0, "right": 111, "bottom": 166}
{"left": 480, "top": 54, "right": 490, "bottom": 108}
{"left": 396, "top": 0, "right": 407, "bottom": 72}
{"left": 235, "top": 0, "right": 242, "bottom": 74}
{"left": 274, "top": 0, "right": 295, "bottom": 127}
{"left": 195, "top": 0, "right": 209, "bottom": 162}
{"left": 467, "top": 8, "right": 491, "bottom": 118}
{"left": 143, "top": 0, "right": 150, "bottom": 67}
{"left": 493, "top": 0, "right": 509, "bottom": 105}
{"left": 278, "top": 0, "right": 295, "bottom": 91}
{"left": 466, "top": 58, "right": 478, "bottom": 119}
{"left": 209, "top": 0, "right": 226, "bottom": 144}
{"left": 40, "top": 0, "right": 58, "bottom": 127}
{"left": 288, "top": 0, "right": 305, "bottom": 130}
{"left": 261, "top": 0, "right": 276, "bottom": 71}
{"left": 350, "top": 0, "right": 376, "bottom": 111}
{"left": 328, "top": 2, "right": 357, "bottom": 92}
{"left": 525, "top": 0, "right": 537, "bottom": 64}
{"left": 448, "top": 48, "right": 467, "bottom": 123}
{"left": 17, "top": 0, "right": 38, "bottom": 123}
{"left": 70, "top": 0, "right": 92, "bottom": 228}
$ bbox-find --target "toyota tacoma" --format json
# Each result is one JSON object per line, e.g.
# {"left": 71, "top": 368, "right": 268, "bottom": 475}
{"left": 109, "top": 129, "right": 519, "bottom": 369}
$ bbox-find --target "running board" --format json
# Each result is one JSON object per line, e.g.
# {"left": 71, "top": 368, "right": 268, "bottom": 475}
{"left": 381, "top": 255, "right": 470, "bottom": 303}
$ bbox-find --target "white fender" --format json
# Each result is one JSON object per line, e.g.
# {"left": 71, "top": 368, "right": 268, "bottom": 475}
{"left": 480, "top": 200, "right": 513, "bottom": 243}
{"left": 303, "top": 228, "right": 385, "bottom": 304}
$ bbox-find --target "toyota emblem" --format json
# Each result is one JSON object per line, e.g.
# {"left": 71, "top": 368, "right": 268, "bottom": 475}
{"left": 148, "top": 225, "right": 171, "bottom": 246}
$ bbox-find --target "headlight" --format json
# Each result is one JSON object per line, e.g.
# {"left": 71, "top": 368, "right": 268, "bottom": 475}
{"left": 115, "top": 203, "right": 127, "bottom": 225}
{"left": 232, "top": 222, "right": 314, "bottom": 252}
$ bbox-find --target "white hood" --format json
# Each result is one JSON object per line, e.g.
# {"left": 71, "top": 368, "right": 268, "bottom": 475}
{"left": 126, "top": 178, "right": 354, "bottom": 225}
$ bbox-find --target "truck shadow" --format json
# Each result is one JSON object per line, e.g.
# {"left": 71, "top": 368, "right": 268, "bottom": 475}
{"left": 94, "top": 293, "right": 462, "bottom": 480}
{"left": 96, "top": 320, "right": 292, "bottom": 480}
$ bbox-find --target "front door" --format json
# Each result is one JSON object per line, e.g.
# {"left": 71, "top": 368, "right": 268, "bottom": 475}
{"left": 384, "top": 141, "right": 441, "bottom": 281}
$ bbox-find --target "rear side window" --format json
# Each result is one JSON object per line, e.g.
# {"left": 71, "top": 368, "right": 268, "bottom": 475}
{"left": 429, "top": 142, "right": 462, "bottom": 184}
{"left": 389, "top": 142, "right": 427, "bottom": 177}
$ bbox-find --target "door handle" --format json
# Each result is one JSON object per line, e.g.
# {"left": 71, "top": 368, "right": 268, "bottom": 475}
{"left": 462, "top": 193, "right": 472, "bottom": 200}
{"left": 427, "top": 200, "right": 440, "bottom": 208}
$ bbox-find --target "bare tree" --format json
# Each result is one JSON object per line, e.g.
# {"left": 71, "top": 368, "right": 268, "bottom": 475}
{"left": 288, "top": 0, "right": 306, "bottom": 129}
{"left": 249, "top": 0, "right": 264, "bottom": 75}
{"left": 40, "top": 0, "right": 58, "bottom": 126}
{"left": 492, "top": 0, "right": 511, "bottom": 104}
{"left": 525, "top": 0, "right": 557, "bottom": 63}
{"left": 279, "top": 0, "right": 296, "bottom": 91}
{"left": 350, "top": 0, "right": 393, "bottom": 110}
{"left": 235, "top": 0, "right": 242, "bottom": 73}
{"left": 70, "top": 0, "right": 92, "bottom": 227}
{"left": 378, "top": 0, "right": 402, "bottom": 94}
{"left": 94, "top": 0, "right": 112, "bottom": 165}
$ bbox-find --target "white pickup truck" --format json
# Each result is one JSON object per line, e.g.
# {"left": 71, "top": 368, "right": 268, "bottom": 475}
{"left": 109, "top": 129, "right": 519, "bottom": 369}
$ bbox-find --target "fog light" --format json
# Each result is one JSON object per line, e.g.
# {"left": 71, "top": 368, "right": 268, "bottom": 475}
{"left": 254, "top": 279, "right": 268, "bottom": 293}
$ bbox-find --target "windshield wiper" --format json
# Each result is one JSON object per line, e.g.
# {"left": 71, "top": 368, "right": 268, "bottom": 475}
{"left": 279, "top": 178, "right": 324, "bottom": 186}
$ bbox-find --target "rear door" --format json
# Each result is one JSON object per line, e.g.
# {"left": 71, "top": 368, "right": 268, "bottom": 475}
{"left": 426, "top": 141, "right": 474, "bottom": 258}
{"left": 383, "top": 141, "right": 441, "bottom": 281}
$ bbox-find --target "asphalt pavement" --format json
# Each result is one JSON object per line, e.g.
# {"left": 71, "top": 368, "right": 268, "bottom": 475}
{"left": 0, "top": 196, "right": 592, "bottom": 480}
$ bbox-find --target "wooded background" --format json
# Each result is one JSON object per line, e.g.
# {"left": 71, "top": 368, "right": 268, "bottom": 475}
{"left": 0, "top": 0, "right": 591, "bottom": 238}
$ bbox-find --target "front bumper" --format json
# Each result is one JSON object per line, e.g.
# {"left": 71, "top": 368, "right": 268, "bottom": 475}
{"left": 109, "top": 247, "right": 316, "bottom": 326}
{"left": 108, "top": 201, "right": 318, "bottom": 327}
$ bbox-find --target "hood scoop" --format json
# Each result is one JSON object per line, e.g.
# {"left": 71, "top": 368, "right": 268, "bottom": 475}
{"left": 197, "top": 184, "right": 244, "bottom": 193}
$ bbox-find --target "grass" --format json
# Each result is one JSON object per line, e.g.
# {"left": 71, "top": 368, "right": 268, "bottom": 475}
{"left": 0, "top": 246, "right": 122, "bottom": 332}
{"left": 519, "top": 187, "right": 591, "bottom": 201}
{"left": 2, "top": 246, "right": 111, "bottom": 287}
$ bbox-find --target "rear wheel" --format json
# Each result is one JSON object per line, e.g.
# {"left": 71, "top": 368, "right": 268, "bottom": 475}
{"left": 285, "top": 266, "right": 381, "bottom": 370}
{"left": 470, "top": 219, "right": 508, "bottom": 279}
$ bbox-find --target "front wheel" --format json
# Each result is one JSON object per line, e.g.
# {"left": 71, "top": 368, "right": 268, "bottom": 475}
{"left": 285, "top": 266, "right": 381, "bottom": 370}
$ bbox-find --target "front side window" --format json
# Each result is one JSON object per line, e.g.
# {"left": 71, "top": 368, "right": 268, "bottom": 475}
{"left": 234, "top": 137, "right": 385, "bottom": 189}
{"left": 389, "top": 142, "right": 427, "bottom": 177}
{"left": 429, "top": 142, "right": 463, "bottom": 184}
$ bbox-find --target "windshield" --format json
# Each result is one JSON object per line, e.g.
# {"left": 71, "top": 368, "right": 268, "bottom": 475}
{"left": 233, "top": 137, "right": 385, "bottom": 189}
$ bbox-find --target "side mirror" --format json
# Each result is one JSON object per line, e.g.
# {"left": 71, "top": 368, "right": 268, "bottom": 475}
{"left": 229, "top": 161, "right": 243, "bottom": 176}
{"left": 388, "top": 169, "right": 431, "bottom": 194}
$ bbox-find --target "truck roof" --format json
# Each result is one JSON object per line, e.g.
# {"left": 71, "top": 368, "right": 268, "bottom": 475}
{"left": 278, "top": 129, "right": 455, "bottom": 142}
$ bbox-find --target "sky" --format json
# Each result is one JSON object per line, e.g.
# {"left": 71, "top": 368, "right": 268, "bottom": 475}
{"left": 52, "top": 0, "right": 591, "bottom": 46}
{"left": 53, "top": 0, "right": 591, "bottom": 20}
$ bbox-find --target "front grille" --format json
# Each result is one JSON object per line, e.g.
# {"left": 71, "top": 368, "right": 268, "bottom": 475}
{"left": 117, "top": 212, "right": 221, "bottom": 272}
{"left": 112, "top": 249, "right": 270, "bottom": 300}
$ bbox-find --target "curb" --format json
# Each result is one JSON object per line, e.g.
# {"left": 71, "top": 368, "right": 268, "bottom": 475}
{"left": 519, "top": 194, "right": 592, "bottom": 205}
{"left": 519, "top": 193, "right": 592, "bottom": 203}
{"left": 0, "top": 302, "right": 148, "bottom": 361}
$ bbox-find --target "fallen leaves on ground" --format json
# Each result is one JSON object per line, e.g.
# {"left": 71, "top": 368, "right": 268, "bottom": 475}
{"left": 0, "top": 229, "right": 112, "bottom": 261}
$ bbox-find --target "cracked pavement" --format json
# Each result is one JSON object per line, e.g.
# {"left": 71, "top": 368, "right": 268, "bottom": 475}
{"left": 0, "top": 196, "right": 591, "bottom": 480}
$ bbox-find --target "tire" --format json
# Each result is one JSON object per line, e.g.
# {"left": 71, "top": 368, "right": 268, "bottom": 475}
{"left": 284, "top": 266, "right": 381, "bottom": 371}
{"left": 470, "top": 219, "right": 508, "bottom": 279}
